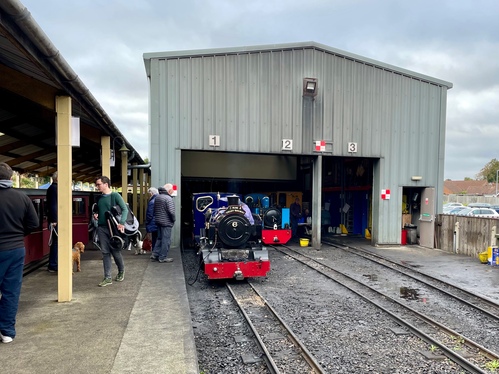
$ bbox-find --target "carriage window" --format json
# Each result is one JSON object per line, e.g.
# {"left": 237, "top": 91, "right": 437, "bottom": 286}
{"left": 72, "top": 197, "right": 86, "bottom": 216}
{"left": 196, "top": 196, "right": 213, "bottom": 212}
{"left": 31, "top": 198, "right": 43, "bottom": 228}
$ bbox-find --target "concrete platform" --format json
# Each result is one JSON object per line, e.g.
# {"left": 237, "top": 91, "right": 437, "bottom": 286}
{"left": 0, "top": 245, "right": 198, "bottom": 374}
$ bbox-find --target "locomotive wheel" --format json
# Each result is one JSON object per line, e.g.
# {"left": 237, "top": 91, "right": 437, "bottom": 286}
{"left": 218, "top": 214, "right": 251, "bottom": 248}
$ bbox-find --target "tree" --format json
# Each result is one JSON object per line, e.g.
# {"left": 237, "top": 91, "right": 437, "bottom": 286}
{"left": 477, "top": 158, "right": 499, "bottom": 182}
{"left": 20, "top": 174, "right": 36, "bottom": 188}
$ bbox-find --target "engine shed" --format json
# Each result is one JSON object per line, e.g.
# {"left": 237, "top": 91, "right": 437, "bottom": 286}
{"left": 143, "top": 41, "right": 453, "bottom": 249}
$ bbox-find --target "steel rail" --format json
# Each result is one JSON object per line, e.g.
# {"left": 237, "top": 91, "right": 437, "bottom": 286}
{"left": 226, "top": 283, "right": 280, "bottom": 374}
{"left": 323, "top": 239, "right": 499, "bottom": 320}
{"left": 247, "top": 281, "right": 326, "bottom": 374}
{"left": 273, "top": 245, "right": 491, "bottom": 374}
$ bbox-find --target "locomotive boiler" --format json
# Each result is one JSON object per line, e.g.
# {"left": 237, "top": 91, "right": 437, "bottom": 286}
{"left": 198, "top": 195, "right": 270, "bottom": 280}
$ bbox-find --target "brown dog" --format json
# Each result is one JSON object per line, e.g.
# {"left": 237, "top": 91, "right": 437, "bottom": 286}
{"left": 72, "top": 242, "right": 85, "bottom": 272}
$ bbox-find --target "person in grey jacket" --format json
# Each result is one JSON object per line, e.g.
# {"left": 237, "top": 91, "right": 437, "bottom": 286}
{"left": 0, "top": 162, "right": 39, "bottom": 343}
{"left": 150, "top": 183, "right": 176, "bottom": 263}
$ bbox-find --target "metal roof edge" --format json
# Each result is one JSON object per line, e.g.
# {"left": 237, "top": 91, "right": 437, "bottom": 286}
{"left": 0, "top": 0, "right": 145, "bottom": 162}
{"left": 143, "top": 41, "right": 453, "bottom": 89}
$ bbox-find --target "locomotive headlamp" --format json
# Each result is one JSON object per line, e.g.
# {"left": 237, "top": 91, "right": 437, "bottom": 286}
{"left": 303, "top": 78, "right": 318, "bottom": 97}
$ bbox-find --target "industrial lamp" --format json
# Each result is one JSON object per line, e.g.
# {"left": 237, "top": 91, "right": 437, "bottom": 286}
{"left": 119, "top": 143, "right": 129, "bottom": 155}
{"left": 303, "top": 78, "right": 318, "bottom": 97}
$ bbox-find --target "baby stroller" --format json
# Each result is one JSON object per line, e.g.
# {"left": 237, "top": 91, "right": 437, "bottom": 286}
{"left": 106, "top": 204, "right": 142, "bottom": 251}
{"left": 92, "top": 203, "right": 143, "bottom": 251}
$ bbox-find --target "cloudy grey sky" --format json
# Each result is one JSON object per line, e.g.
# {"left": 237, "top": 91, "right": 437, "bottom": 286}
{"left": 22, "top": 0, "right": 499, "bottom": 181}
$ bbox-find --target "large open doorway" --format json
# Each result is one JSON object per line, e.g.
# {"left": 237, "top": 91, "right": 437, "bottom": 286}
{"left": 321, "top": 158, "right": 374, "bottom": 236}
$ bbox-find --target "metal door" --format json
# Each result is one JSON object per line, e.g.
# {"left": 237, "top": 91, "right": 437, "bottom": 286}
{"left": 419, "top": 188, "right": 435, "bottom": 248}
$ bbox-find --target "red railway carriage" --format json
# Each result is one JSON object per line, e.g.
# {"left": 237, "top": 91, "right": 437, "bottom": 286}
{"left": 21, "top": 189, "right": 96, "bottom": 267}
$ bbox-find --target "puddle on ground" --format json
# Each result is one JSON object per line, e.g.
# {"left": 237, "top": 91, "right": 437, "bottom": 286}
{"left": 400, "top": 286, "right": 427, "bottom": 302}
{"left": 363, "top": 274, "right": 378, "bottom": 281}
{"left": 400, "top": 260, "right": 422, "bottom": 268}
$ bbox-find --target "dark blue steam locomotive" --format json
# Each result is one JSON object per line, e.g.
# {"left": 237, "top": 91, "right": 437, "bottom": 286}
{"left": 193, "top": 193, "right": 270, "bottom": 280}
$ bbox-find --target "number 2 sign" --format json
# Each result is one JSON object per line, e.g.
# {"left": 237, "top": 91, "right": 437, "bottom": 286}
{"left": 282, "top": 139, "right": 293, "bottom": 151}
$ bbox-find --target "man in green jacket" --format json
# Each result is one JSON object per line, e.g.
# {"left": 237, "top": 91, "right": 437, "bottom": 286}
{"left": 93, "top": 176, "right": 128, "bottom": 287}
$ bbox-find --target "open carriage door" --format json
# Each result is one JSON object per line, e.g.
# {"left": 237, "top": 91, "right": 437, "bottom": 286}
{"left": 419, "top": 188, "right": 435, "bottom": 248}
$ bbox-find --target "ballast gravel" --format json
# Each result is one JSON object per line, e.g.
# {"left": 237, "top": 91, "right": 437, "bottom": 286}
{"left": 183, "top": 245, "right": 474, "bottom": 373}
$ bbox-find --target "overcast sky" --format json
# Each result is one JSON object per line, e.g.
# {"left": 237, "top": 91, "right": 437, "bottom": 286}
{"left": 21, "top": 0, "right": 499, "bottom": 181}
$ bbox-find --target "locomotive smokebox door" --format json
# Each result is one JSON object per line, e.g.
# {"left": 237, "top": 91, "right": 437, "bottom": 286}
{"left": 218, "top": 214, "right": 251, "bottom": 247}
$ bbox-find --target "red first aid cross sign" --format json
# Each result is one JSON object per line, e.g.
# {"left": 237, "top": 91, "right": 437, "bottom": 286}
{"left": 381, "top": 189, "right": 390, "bottom": 200}
{"left": 315, "top": 140, "right": 326, "bottom": 152}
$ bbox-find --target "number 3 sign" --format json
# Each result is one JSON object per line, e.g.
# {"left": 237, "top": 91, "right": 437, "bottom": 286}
{"left": 348, "top": 142, "right": 358, "bottom": 153}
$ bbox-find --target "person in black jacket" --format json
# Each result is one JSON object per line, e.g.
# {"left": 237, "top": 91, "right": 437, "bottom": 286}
{"left": 0, "top": 162, "right": 39, "bottom": 344}
{"left": 290, "top": 198, "right": 302, "bottom": 238}
{"left": 46, "top": 171, "right": 58, "bottom": 272}
{"left": 150, "top": 183, "right": 175, "bottom": 263}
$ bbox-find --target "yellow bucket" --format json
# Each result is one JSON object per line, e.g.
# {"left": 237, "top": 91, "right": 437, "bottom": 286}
{"left": 479, "top": 251, "right": 488, "bottom": 264}
{"left": 299, "top": 238, "right": 309, "bottom": 247}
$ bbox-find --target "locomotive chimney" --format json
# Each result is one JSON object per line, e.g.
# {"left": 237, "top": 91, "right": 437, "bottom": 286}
{"left": 227, "top": 195, "right": 239, "bottom": 206}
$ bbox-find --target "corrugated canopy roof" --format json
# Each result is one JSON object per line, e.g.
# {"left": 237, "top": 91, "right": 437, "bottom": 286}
{"left": 0, "top": 0, "right": 145, "bottom": 184}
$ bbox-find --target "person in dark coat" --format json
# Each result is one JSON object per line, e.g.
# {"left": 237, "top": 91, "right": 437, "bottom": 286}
{"left": 150, "top": 183, "right": 175, "bottom": 263}
{"left": 145, "top": 187, "right": 159, "bottom": 250}
{"left": 290, "top": 197, "right": 302, "bottom": 238}
{"left": 0, "top": 163, "right": 39, "bottom": 344}
{"left": 46, "top": 171, "right": 58, "bottom": 272}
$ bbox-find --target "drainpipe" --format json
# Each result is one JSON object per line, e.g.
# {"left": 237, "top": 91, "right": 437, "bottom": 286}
{"left": 453, "top": 221, "right": 460, "bottom": 254}
{"left": 127, "top": 163, "right": 151, "bottom": 170}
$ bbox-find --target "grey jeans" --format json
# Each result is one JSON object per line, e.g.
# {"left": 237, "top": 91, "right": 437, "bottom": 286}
{"left": 152, "top": 226, "right": 172, "bottom": 260}
{"left": 97, "top": 226, "right": 125, "bottom": 278}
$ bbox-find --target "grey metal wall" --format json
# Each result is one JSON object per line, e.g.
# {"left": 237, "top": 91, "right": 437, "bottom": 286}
{"left": 145, "top": 42, "right": 452, "bottom": 246}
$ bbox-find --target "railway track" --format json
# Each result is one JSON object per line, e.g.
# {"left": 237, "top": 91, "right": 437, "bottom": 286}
{"left": 227, "top": 281, "right": 325, "bottom": 374}
{"left": 323, "top": 238, "right": 499, "bottom": 321}
{"left": 273, "top": 244, "right": 499, "bottom": 373}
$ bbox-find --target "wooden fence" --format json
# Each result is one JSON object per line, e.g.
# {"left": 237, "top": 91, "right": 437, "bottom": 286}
{"left": 435, "top": 214, "right": 498, "bottom": 258}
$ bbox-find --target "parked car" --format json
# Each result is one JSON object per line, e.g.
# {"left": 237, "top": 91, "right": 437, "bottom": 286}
{"left": 464, "top": 208, "right": 499, "bottom": 218}
{"left": 446, "top": 206, "right": 468, "bottom": 215}
{"left": 443, "top": 205, "right": 466, "bottom": 213}
{"left": 467, "top": 202, "right": 492, "bottom": 208}
{"left": 456, "top": 208, "right": 473, "bottom": 216}
{"left": 490, "top": 205, "right": 499, "bottom": 214}
{"left": 443, "top": 202, "right": 464, "bottom": 209}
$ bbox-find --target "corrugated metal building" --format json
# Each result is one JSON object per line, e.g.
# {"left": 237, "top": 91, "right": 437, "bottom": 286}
{"left": 143, "top": 41, "right": 452, "bottom": 248}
